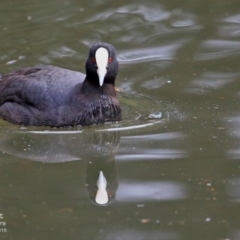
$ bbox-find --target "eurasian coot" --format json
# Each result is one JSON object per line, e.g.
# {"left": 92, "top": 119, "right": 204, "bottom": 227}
{"left": 0, "top": 42, "right": 121, "bottom": 127}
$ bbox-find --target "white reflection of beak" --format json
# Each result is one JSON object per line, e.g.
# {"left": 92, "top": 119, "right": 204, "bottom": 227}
{"left": 95, "top": 47, "right": 109, "bottom": 86}
{"left": 95, "top": 171, "right": 108, "bottom": 205}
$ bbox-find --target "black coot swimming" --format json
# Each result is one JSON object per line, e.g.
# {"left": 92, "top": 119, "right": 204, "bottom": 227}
{"left": 0, "top": 42, "right": 121, "bottom": 127}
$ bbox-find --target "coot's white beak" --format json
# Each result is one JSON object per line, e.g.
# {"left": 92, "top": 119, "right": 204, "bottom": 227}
{"left": 95, "top": 171, "right": 108, "bottom": 205}
{"left": 95, "top": 47, "right": 109, "bottom": 87}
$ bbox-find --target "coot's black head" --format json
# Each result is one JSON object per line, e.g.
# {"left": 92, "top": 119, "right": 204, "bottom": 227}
{"left": 85, "top": 42, "right": 118, "bottom": 87}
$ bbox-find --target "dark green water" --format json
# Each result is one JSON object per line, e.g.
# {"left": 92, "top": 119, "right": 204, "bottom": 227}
{"left": 1, "top": 0, "right": 240, "bottom": 239}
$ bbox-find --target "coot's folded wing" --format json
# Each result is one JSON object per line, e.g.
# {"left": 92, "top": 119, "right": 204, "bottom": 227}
{"left": 0, "top": 65, "right": 86, "bottom": 109}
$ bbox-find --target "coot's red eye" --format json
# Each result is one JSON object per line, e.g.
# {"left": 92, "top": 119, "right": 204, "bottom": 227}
{"left": 92, "top": 57, "right": 96, "bottom": 63}
{"left": 108, "top": 57, "right": 113, "bottom": 63}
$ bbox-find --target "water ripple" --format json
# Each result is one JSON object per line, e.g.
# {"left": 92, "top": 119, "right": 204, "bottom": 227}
{"left": 116, "top": 181, "right": 187, "bottom": 201}
{"left": 185, "top": 72, "right": 240, "bottom": 95}
{"left": 118, "top": 41, "right": 188, "bottom": 64}
{"left": 195, "top": 40, "right": 240, "bottom": 60}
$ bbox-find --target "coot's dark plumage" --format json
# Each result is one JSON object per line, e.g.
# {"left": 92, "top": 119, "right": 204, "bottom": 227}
{"left": 0, "top": 42, "right": 121, "bottom": 127}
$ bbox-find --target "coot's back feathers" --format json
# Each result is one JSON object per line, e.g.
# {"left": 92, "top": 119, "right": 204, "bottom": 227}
{"left": 0, "top": 43, "right": 121, "bottom": 127}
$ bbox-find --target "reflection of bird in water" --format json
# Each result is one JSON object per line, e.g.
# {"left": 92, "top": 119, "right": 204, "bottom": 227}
{"left": 0, "top": 129, "right": 120, "bottom": 205}
{"left": 0, "top": 42, "right": 121, "bottom": 127}
{"left": 86, "top": 161, "right": 119, "bottom": 205}
{"left": 82, "top": 131, "right": 120, "bottom": 205}
{"left": 81, "top": 129, "right": 119, "bottom": 161}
